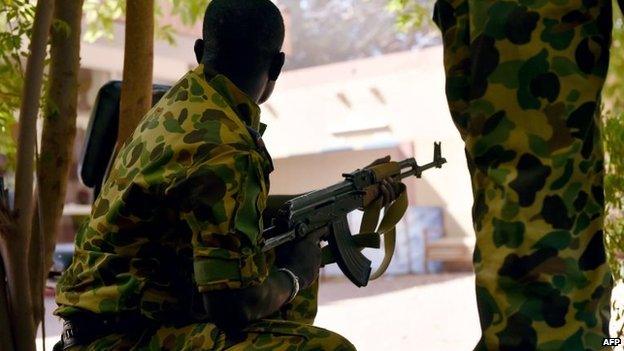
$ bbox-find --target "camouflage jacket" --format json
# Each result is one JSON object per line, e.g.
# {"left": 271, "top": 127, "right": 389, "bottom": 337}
{"left": 55, "top": 65, "right": 274, "bottom": 322}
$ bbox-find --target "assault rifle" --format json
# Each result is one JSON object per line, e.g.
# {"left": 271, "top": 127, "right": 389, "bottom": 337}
{"left": 262, "top": 142, "right": 447, "bottom": 287}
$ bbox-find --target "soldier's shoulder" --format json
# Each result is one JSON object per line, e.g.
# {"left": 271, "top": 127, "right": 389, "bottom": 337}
{"left": 137, "top": 87, "right": 243, "bottom": 145}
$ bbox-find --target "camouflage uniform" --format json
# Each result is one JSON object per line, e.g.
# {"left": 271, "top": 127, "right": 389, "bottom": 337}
{"left": 433, "top": 0, "right": 618, "bottom": 350}
{"left": 55, "top": 65, "right": 354, "bottom": 351}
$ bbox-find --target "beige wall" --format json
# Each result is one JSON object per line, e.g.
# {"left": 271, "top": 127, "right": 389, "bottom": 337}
{"left": 270, "top": 146, "right": 409, "bottom": 193}
{"left": 411, "top": 139, "right": 474, "bottom": 238}
{"left": 262, "top": 46, "right": 475, "bottom": 238}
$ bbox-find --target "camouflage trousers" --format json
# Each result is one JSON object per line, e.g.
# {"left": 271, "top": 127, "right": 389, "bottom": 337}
{"left": 65, "top": 319, "right": 355, "bottom": 351}
{"left": 434, "top": 0, "right": 615, "bottom": 350}
{"left": 64, "top": 280, "right": 355, "bottom": 351}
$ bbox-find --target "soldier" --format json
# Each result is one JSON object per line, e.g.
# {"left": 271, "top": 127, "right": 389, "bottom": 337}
{"left": 433, "top": 0, "right": 621, "bottom": 350}
{"left": 54, "top": 1, "right": 398, "bottom": 349}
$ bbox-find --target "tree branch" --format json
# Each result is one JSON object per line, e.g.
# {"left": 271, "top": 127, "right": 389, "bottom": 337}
{"left": 30, "top": 0, "right": 85, "bottom": 329}
{"left": 0, "top": 248, "right": 14, "bottom": 350}
{"left": 3, "top": 0, "right": 55, "bottom": 350}
{"left": 0, "top": 91, "right": 21, "bottom": 100}
{"left": 117, "top": 0, "right": 154, "bottom": 147}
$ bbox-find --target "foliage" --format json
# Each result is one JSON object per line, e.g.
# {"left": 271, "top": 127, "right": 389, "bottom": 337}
{"left": 281, "top": 0, "right": 435, "bottom": 70}
{"left": 605, "top": 114, "right": 624, "bottom": 223}
{"left": 604, "top": 9, "right": 624, "bottom": 113}
{"left": 167, "top": 0, "right": 208, "bottom": 27}
{"left": 387, "top": 0, "right": 433, "bottom": 32}
{"left": 0, "top": 0, "right": 211, "bottom": 174}
{"left": 603, "top": 2, "right": 624, "bottom": 336}
{"left": 83, "top": 0, "right": 210, "bottom": 45}
{"left": 82, "top": 0, "right": 125, "bottom": 43}
{"left": 604, "top": 110, "right": 624, "bottom": 335}
{"left": 0, "top": 0, "right": 36, "bottom": 172}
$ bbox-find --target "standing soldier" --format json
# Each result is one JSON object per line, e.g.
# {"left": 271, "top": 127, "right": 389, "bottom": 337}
{"left": 434, "top": 0, "right": 621, "bottom": 349}
{"left": 53, "top": 1, "right": 397, "bottom": 349}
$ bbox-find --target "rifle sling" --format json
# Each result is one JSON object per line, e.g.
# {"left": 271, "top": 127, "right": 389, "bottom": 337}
{"left": 321, "top": 183, "right": 408, "bottom": 281}
{"left": 366, "top": 183, "right": 407, "bottom": 280}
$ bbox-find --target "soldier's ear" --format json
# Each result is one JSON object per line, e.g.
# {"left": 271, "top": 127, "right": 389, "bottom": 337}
{"left": 268, "top": 52, "right": 285, "bottom": 81}
{"left": 194, "top": 39, "right": 205, "bottom": 64}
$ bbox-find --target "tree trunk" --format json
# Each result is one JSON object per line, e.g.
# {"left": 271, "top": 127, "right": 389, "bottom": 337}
{"left": 0, "top": 251, "right": 15, "bottom": 350}
{"left": 0, "top": 1, "right": 55, "bottom": 350}
{"left": 30, "top": 0, "right": 85, "bottom": 328}
{"left": 118, "top": 0, "right": 154, "bottom": 146}
{"left": 1, "top": 181, "right": 15, "bottom": 351}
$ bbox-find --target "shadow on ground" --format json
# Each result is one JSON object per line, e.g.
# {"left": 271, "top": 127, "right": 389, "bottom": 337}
{"left": 318, "top": 273, "right": 471, "bottom": 305}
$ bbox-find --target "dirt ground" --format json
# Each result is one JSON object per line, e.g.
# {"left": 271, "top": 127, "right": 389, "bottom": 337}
{"left": 37, "top": 273, "right": 479, "bottom": 350}
{"left": 315, "top": 273, "right": 480, "bottom": 350}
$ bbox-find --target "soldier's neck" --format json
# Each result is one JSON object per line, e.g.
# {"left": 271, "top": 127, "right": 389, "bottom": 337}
{"left": 203, "top": 63, "right": 264, "bottom": 103}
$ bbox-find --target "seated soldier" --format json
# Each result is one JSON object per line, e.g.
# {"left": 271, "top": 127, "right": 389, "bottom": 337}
{"left": 55, "top": 1, "right": 396, "bottom": 350}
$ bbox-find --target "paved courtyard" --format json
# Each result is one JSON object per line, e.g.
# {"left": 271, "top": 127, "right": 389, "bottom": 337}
{"left": 38, "top": 273, "right": 479, "bottom": 350}
{"left": 315, "top": 273, "right": 480, "bottom": 350}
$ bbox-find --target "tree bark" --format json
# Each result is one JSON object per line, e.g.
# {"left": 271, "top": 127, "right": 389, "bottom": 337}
{"left": 0, "top": 1, "right": 55, "bottom": 350}
{"left": 118, "top": 0, "right": 154, "bottom": 146}
{"left": 30, "top": 0, "right": 85, "bottom": 328}
{"left": 1, "top": 181, "right": 15, "bottom": 350}
{"left": 0, "top": 250, "right": 14, "bottom": 350}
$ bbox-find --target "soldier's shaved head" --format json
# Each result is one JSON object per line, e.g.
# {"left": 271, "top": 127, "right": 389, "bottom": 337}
{"left": 201, "top": 0, "right": 285, "bottom": 78}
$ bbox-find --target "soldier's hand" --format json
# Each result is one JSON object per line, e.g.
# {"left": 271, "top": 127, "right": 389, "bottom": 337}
{"left": 362, "top": 156, "right": 402, "bottom": 207}
{"left": 275, "top": 227, "right": 326, "bottom": 289}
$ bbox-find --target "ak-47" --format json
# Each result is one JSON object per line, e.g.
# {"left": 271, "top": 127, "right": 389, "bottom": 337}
{"left": 262, "top": 142, "right": 447, "bottom": 287}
